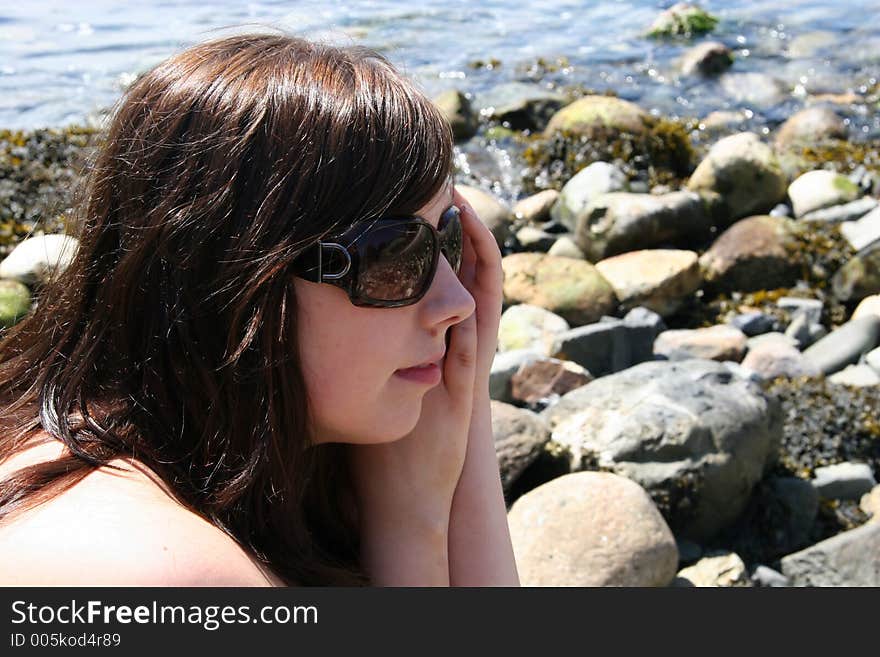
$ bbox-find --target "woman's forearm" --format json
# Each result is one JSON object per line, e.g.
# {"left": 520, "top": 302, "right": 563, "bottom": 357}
{"left": 447, "top": 390, "right": 520, "bottom": 586}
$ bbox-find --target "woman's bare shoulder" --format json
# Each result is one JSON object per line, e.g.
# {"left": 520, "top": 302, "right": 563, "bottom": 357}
{"left": 0, "top": 436, "right": 288, "bottom": 587}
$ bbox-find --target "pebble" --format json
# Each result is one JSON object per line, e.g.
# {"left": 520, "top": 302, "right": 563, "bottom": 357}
{"left": 812, "top": 462, "right": 877, "bottom": 500}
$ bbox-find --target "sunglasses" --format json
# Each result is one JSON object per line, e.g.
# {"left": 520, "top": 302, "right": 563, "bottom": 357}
{"left": 292, "top": 205, "right": 463, "bottom": 308}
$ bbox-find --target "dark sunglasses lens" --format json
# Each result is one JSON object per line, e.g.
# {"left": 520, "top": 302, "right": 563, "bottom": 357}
{"left": 354, "top": 222, "right": 435, "bottom": 302}
{"left": 439, "top": 206, "right": 463, "bottom": 274}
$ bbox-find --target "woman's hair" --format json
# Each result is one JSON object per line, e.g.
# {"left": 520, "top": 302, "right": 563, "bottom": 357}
{"left": 0, "top": 32, "right": 454, "bottom": 585}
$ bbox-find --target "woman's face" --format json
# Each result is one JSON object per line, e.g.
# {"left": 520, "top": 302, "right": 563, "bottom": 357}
{"left": 294, "top": 181, "right": 476, "bottom": 445}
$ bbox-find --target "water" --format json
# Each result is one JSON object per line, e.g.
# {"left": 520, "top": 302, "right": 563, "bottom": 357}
{"left": 1, "top": 0, "right": 879, "bottom": 133}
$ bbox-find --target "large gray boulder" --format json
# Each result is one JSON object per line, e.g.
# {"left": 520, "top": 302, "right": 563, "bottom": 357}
{"left": 540, "top": 359, "right": 784, "bottom": 541}
{"left": 687, "top": 132, "right": 788, "bottom": 223}
{"left": 780, "top": 522, "right": 880, "bottom": 586}
{"left": 491, "top": 401, "right": 551, "bottom": 497}
{"left": 574, "top": 191, "right": 713, "bottom": 262}
{"left": 433, "top": 89, "right": 478, "bottom": 142}
{"left": 507, "top": 471, "right": 679, "bottom": 586}
{"left": 551, "top": 162, "right": 628, "bottom": 233}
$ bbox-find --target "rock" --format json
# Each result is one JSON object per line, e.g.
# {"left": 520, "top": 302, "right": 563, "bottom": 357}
{"left": 767, "top": 476, "right": 820, "bottom": 550}
{"left": 0, "top": 234, "right": 79, "bottom": 286}
{"left": 730, "top": 311, "right": 776, "bottom": 336}
{"left": 802, "top": 316, "right": 880, "bottom": 374}
{"left": 478, "top": 82, "right": 567, "bottom": 131}
{"left": 687, "top": 133, "right": 788, "bottom": 223}
{"left": 455, "top": 185, "right": 512, "bottom": 248}
{"left": 781, "top": 522, "right": 880, "bottom": 586}
{"left": 828, "top": 364, "right": 880, "bottom": 387}
{"left": 851, "top": 295, "right": 880, "bottom": 322}
{"left": 510, "top": 358, "right": 593, "bottom": 405}
{"left": 0, "top": 279, "right": 32, "bottom": 329}
{"left": 801, "top": 197, "right": 878, "bottom": 224}
{"left": 865, "top": 345, "right": 880, "bottom": 373}
{"left": 507, "top": 471, "right": 679, "bottom": 586}
{"left": 769, "top": 203, "right": 792, "bottom": 217}
{"left": 543, "top": 95, "right": 653, "bottom": 138}
{"left": 740, "top": 337, "right": 820, "bottom": 381}
{"left": 550, "top": 162, "right": 628, "bottom": 233}
{"left": 501, "top": 252, "right": 618, "bottom": 327}
{"left": 647, "top": 3, "right": 719, "bottom": 38}
{"left": 812, "top": 462, "right": 877, "bottom": 500}
{"left": 490, "top": 349, "right": 544, "bottom": 402}
{"left": 839, "top": 206, "right": 880, "bottom": 252}
{"left": 498, "top": 303, "right": 570, "bottom": 355}
{"left": 788, "top": 170, "right": 862, "bottom": 218}
{"left": 860, "top": 485, "right": 880, "bottom": 520}
{"left": 513, "top": 190, "right": 559, "bottom": 225}
{"left": 783, "top": 311, "right": 811, "bottom": 349}
{"left": 491, "top": 401, "right": 551, "bottom": 496}
{"left": 515, "top": 226, "right": 556, "bottom": 252}
{"left": 680, "top": 41, "right": 733, "bottom": 76}
{"left": 546, "top": 235, "right": 586, "bottom": 260}
{"left": 720, "top": 73, "right": 789, "bottom": 108}
{"left": 653, "top": 325, "right": 748, "bottom": 362}
{"left": 433, "top": 89, "right": 478, "bottom": 141}
{"left": 595, "top": 249, "right": 701, "bottom": 317}
{"left": 540, "top": 359, "right": 783, "bottom": 541}
{"left": 549, "top": 308, "right": 665, "bottom": 377}
{"left": 700, "top": 110, "right": 750, "bottom": 133}
{"left": 774, "top": 107, "right": 848, "bottom": 150}
{"left": 787, "top": 31, "right": 839, "bottom": 58}
{"left": 676, "top": 538, "right": 703, "bottom": 565}
{"left": 750, "top": 565, "right": 790, "bottom": 587}
{"left": 675, "top": 551, "right": 749, "bottom": 587}
{"left": 698, "top": 215, "right": 801, "bottom": 293}
{"left": 747, "top": 331, "right": 800, "bottom": 351}
{"left": 777, "top": 297, "right": 823, "bottom": 325}
{"left": 575, "top": 191, "right": 713, "bottom": 262}
{"left": 832, "top": 245, "right": 880, "bottom": 303}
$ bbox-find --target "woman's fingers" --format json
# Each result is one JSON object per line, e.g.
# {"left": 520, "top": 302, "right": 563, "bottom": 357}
{"left": 454, "top": 191, "right": 503, "bottom": 292}
{"left": 441, "top": 307, "right": 477, "bottom": 402}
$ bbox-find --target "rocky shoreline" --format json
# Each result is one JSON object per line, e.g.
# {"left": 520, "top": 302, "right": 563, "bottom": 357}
{"left": 2, "top": 3, "right": 880, "bottom": 587}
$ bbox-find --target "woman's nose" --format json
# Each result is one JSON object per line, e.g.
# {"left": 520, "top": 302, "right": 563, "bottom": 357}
{"left": 420, "top": 254, "right": 476, "bottom": 333}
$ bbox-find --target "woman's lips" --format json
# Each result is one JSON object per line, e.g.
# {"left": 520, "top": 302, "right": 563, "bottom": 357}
{"left": 394, "top": 361, "right": 442, "bottom": 385}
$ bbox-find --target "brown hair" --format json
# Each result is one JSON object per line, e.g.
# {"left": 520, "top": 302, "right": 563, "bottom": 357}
{"left": 0, "top": 32, "right": 454, "bottom": 585}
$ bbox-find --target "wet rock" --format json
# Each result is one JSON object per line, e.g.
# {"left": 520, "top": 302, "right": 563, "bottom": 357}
{"left": 680, "top": 41, "right": 733, "bottom": 76}
{"left": 698, "top": 215, "right": 801, "bottom": 293}
{"left": 490, "top": 349, "right": 544, "bottom": 403}
{"left": 750, "top": 565, "right": 790, "bottom": 587}
{"left": 455, "top": 184, "right": 512, "bottom": 248}
{"left": 788, "top": 170, "right": 861, "bottom": 218}
{"left": 700, "top": 110, "right": 750, "bottom": 133}
{"left": 515, "top": 225, "right": 556, "bottom": 252}
{"left": 491, "top": 401, "right": 551, "bottom": 496}
{"left": 647, "top": 3, "right": 719, "bottom": 38}
{"left": 546, "top": 235, "right": 586, "bottom": 260}
{"left": 433, "top": 89, "right": 478, "bottom": 141}
{"left": 548, "top": 307, "right": 665, "bottom": 377}
{"left": 0, "top": 233, "right": 79, "bottom": 286}
{"left": 478, "top": 82, "right": 567, "bottom": 131}
{"left": 802, "top": 197, "right": 878, "bottom": 224}
{"left": 774, "top": 107, "right": 848, "bottom": 150}
{"left": 860, "top": 485, "right": 880, "bottom": 520}
{"left": 575, "top": 191, "right": 713, "bottom": 261}
{"left": 832, "top": 245, "right": 880, "bottom": 302}
{"left": 675, "top": 551, "right": 750, "bottom": 587}
{"left": 510, "top": 358, "right": 593, "bottom": 405}
{"left": 507, "top": 471, "right": 679, "bottom": 586}
{"left": 720, "top": 73, "right": 789, "bottom": 108}
{"left": 802, "top": 316, "right": 880, "bottom": 375}
{"left": 540, "top": 358, "right": 783, "bottom": 541}
{"left": 501, "top": 252, "right": 617, "bottom": 326}
{"left": 781, "top": 522, "right": 880, "bottom": 586}
{"left": 828, "top": 364, "right": 880, "bottom": 387}
{"left": 513, "top": 189, "right": 559, "bottom": 225}
{"left": 654, "top": 324, "right": 748, "bottom": 362}
{"left": 729, "top": 311, "right": 776, "bottom": 336}
{"left": 786, "top": 31, "right": 839, "bottom": 58}
{"left": 776, "top": 297, "right": 823, "bottom": 325}
{"left": 543, "top": 95, "right": 653, "bottom": 138}
{"left": 498, "top": 303, "right": 570, "bottom": 355}
{"left": 0, "top": 279, "right": 31, "bottom": 329}
{"left": 812, "top": 462, "right": 877, "bottom": 500}
{"left": 740, "top": 337, "right": 820, "bottom": 381}
{"left": 550, "top": 161, "right": 628, "bottom": 233}
{"left": 687, "top": 132, "right": 788, "bottom": 222}
{"left": 595, "top": 249, "right": 701, "bottom": 317}
{"left": 839, "top": 206, "right": 880, "bottom": 252}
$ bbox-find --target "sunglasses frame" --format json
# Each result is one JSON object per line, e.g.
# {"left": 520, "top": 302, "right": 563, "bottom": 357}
{"left": 292, "top": 205, "right": 462, "bottom": 308}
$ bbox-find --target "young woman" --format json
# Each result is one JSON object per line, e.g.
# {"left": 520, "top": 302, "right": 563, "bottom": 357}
{"left": 0, "top": 33, "right": 519, "bottom": 587}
